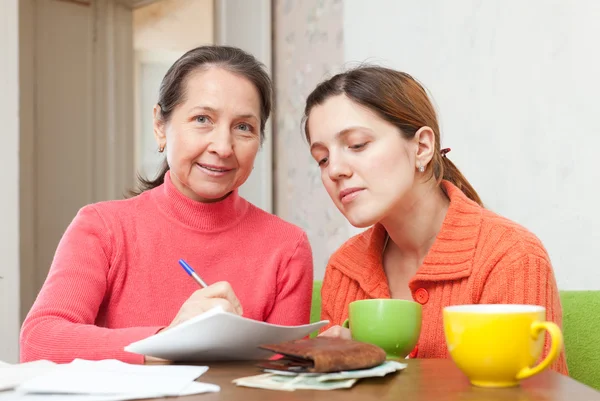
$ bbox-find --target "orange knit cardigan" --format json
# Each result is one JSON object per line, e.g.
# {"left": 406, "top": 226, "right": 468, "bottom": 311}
{"left": 320, "top": 181, "right": 568, "bottom": 375}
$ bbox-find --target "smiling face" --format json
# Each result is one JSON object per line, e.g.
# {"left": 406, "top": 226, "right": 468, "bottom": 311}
{"left": 308, "top": 94, "right": 421, "bottom": 228}
{"left": 154, "top": 67, "right": 261, "bottom": 202}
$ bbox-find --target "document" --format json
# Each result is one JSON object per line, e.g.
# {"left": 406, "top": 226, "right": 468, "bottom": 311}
{"left": 0, "top": 359, "right": 218, "bottom": 400}
{"left": 0, "top": 360, "right": 57, "bottom": 391}
{"left": 125, "top": 306, "right": 329, "bottom": 362}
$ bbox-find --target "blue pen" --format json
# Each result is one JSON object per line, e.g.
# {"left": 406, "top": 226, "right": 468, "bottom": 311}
{"left": 178, "top": 259, "right": 209, "bottom": 288}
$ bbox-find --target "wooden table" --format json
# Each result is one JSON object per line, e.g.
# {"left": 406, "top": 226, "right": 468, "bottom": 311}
{"left": 160, "top": 359, "right": 599, "bottom": 400}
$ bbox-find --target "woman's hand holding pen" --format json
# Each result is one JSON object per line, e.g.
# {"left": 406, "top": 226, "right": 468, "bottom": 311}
{"left": 162, "top": 259, "right": 244, "bottom": 330}
{"left": 145, "top": 281, "right": 243, "bottom": 364}
{"left": 166, "top": 281, "right": 244, "bottom": 330}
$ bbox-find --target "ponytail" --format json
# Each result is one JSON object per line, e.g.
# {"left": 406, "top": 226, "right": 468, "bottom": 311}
{"left": 128, "top": 159, "right": 170, "bottom": 197}
{"left": 433, "top": 151, "right": 483, "bottom": 206}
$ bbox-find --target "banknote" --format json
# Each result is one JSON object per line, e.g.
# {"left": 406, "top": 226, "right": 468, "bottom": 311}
{"left": 264, "top": 360, "right": 408, "bottom": 381}
{"left": 233, "top": 361, "right": 407, "bottom": 391}
{"left": 232, "top": 373, "right": 356, "bottom": 391}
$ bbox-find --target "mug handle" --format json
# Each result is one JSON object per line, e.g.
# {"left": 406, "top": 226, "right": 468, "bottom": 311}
{"left": 515, "top": 321, "right": 563, "bottom": 380}
{"left": 342, "top": 319, "right": 350, "bottom": 329}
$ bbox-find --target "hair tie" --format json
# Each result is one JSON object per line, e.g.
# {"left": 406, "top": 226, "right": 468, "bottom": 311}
{"left": 441, "top": 148, "right": 451, "bottom": 158}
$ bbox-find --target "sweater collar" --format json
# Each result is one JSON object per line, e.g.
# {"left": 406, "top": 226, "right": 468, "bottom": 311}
{"left": 151, "top": 170, "right": 249, "bottom": 232}
{"left": 332, "top": 181, "right": 482, "bottom": 298}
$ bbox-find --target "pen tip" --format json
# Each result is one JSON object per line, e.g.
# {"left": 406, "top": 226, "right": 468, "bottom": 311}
{"left": 178, "top": 259, "right": 194, "bottom": 276}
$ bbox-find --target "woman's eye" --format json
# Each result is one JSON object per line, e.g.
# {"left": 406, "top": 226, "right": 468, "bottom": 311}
{"left": 350, "top": 143, "right": 366, "bottom": 150}
{"left": 237, "top": 123, "right": 252, "bottom": 132}
{"left": 195, "top": 115, "right": 209, "bottom": 124}
{"left": 318, "top": 157, "right": 328, "bottom": 166}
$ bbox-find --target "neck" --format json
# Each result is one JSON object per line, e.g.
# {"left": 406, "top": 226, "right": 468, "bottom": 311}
{"left": 151, "top": 170, "right": 249, "bottom": 231}
{"left": 380, "top": 182, "right": 449, "bottom": 260}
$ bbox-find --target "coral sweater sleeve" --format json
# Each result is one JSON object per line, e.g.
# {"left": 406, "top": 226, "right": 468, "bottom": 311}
{"left": 265, "top": 233, "right": 314, "bottom": 325}
{"left": 479, "top": 253, "right": 568, "bottom": 375}
{"left": 320, "top": 263, "right": 345, "bottom": 331}
{"left": 20, "top": 206, "right": 162, "bottom": 364}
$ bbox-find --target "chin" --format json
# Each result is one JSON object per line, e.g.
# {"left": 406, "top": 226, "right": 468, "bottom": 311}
{"left": 344, "top": 212, "right": 380, "bottom": 229}
{"left": 190, "top": 184, "right": 232, "bottom": 202}
{"left": 335, "top": 201, "right": 379, "bottom": 228}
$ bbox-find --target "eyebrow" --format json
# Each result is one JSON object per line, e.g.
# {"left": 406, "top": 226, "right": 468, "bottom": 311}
{"left": 188, "top": 106, "right": 260, "bottom": 122}
{"left": 310, "top": 126, "right": 373, "bottom": 151}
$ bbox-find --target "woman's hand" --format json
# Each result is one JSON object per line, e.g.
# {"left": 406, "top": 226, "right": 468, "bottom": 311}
{"left": 318, "top": 325, "right": 352, "bottom": 340}
{"left": 165, "top": 281, "right": 243, "bottom": 330}
{"left": 144, "top": 282, "right": 242, "bottom": 364}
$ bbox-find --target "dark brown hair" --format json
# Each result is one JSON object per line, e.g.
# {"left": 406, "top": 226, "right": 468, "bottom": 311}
{"left": 303, "top": 66, "right": 482, "bottom": 206}
{"left": 131, "top": 45, "right": 273, "bottom": 195}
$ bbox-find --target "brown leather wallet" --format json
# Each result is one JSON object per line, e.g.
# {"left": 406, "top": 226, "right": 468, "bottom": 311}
{"left": 257, "top": 337, "right": 387, "bottom": 373}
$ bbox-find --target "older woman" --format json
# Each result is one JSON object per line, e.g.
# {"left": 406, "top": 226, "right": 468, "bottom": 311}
{"left": 20, "top": 46, "right": 313, "bottom": 364}
{"left": 303, "top": 66, "right": 567, "bottom": 374}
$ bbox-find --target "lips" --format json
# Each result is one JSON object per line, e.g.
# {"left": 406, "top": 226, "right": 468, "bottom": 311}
{"left": 339, "top": 187, "right": 364, "bottom": 203}
{"left": 196, "top": 163, "right": 233, "bottom": 173}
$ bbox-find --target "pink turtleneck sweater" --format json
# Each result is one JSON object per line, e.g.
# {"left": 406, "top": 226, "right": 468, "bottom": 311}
{"left": 20, "top": 172, "right": 314, "bottom": 364}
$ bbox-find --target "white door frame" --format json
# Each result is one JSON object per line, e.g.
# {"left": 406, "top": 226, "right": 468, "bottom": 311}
{"left": 214, "top": 0, "right": 273, "bottom": 212}
{"left": 1, "top": 0, "right": 21, "bottom": 363}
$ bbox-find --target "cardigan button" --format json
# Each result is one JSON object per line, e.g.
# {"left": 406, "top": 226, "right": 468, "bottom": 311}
{"left": 414, "top": 288, "right": 429, "bottom": 305}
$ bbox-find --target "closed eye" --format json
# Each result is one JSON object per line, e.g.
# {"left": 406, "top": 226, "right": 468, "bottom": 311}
{"left": 318, "top": 157, "right": 328, "bottom": 166}
{"left": 350, "top": 143, "right": 367, "bottom": 150}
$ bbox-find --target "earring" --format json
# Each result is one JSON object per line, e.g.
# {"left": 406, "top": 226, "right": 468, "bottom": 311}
{"left": 158, "top": 145, "right": 165, "bottom": 153}
{"left": 417, "top": 164, "right": 425, "bottom": 173}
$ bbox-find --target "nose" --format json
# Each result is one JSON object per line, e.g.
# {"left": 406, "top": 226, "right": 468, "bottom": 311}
{"left": 207, "top": 125, "right": 234, "bottom": 158}
{"left": 327, "top": 153, "right": 352, "bottom": 181}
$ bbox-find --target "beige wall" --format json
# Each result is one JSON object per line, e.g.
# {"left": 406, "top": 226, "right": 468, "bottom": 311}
{"left": 31, "top": 2, "right": 96, "bottom": 316}
{"left": 274, "top": 0, "right": 348, "bottom": 279}
{"left": 134, "top": 0, "right": 213, "bottom": 52}
{"left": 0, "top": 0, "right": 20, "bottom": 364}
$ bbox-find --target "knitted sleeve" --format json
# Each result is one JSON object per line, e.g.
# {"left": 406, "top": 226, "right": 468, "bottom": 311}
{"left": 20, "top": 206, "right": 162, "bottom": 364}
{"left": 479, "top": 252, "right": 568, "bottom": 375}
{"left": 266, "top": 232, "right": 314, "bottom": 326}
{"left": 320, "top": 266, "right": 350, "bottom": 333}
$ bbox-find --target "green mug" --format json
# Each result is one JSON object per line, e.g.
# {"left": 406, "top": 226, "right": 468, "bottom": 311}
{"left": 343, "top": 299, "right": 422, "bottom": 359}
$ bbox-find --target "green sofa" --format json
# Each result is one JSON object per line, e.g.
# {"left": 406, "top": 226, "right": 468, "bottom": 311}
{"left": 560, "top": 291, "right": 600, "bottom": 389}
{"left": 309, "top": 281, "right": 323, "bottom": 338}
{"left": 309, "top": 282, "right": 600, "bottom": 389}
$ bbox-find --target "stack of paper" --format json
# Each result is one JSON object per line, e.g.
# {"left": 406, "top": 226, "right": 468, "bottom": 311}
{"left": 125, "top": 306, "right": 328, "bottom": 362}
{"left": 0, "top": 360, "right": 57, "bottom": 392}
{"left": 233, "top": 361, "right": 407, "bottom": 391}
{"left": 0, "top": 359, "right": 219, "bottom": 400}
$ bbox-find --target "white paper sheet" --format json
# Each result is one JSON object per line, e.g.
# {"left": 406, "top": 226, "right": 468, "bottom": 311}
{"left": 0, "top": 381, "right": 219, "bottom": 401}
{"left": 0, "top": 359, "right": 219, "bottom": 400}
{"left": 125, "top": 306, "right": 329, "bottom": 362}
{"left": 17, "top": 359, "right": 207, "bottom": 395}
{"left": 0, "top": 360, "right": 57, "bottom": 391}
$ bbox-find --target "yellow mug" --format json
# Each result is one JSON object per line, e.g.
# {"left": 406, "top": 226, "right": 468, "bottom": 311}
{"left": 443, "top": 304, "right": 563, "bottom": 388}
